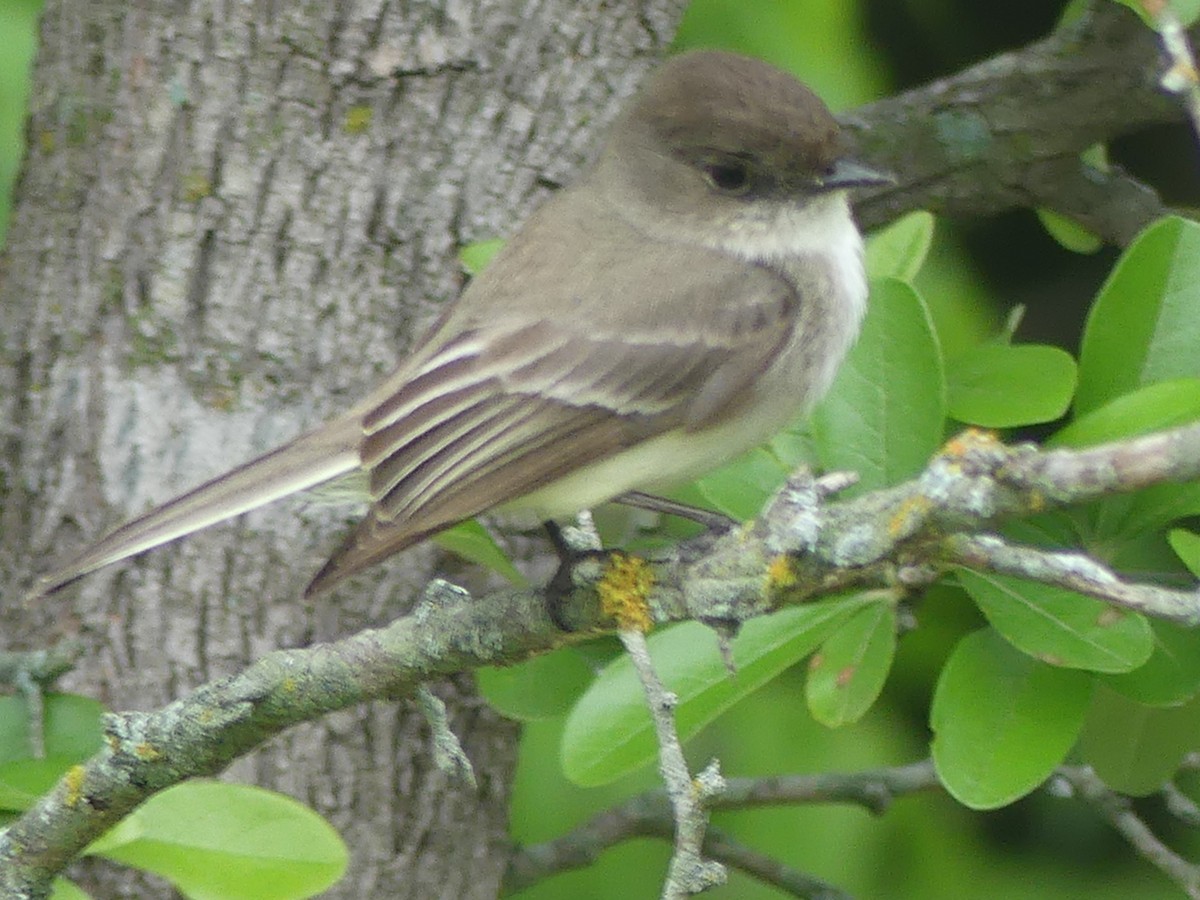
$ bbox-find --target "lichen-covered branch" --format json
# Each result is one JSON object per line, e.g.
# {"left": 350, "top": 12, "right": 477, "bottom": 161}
{"left": 849, "top": 2, "right": 1183, "bottom": 243}
{"left": 941, "top": 534, "right": 1200, "bottom": 623}
{"left": 5, "top": 421, "right": 1200, "bottom": 895}
{"left": 0, "top": 581, "right": 587, "bottom": 899}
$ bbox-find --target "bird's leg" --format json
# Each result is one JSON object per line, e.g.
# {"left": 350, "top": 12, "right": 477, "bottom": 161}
{"left": 543, "top": 519, "right": 609, "bottom": 630}
{"left": 614, "top": 490, "right": 737, "bottom": 533}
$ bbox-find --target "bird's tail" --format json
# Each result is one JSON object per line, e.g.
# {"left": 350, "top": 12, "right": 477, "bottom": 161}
{"left": 30, "top": 418, "right": 362, "bottom": 598}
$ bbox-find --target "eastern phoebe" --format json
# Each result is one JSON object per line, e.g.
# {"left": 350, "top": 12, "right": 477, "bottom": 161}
{"left": 32, "top": 50, "right": 890, "bottom": 599}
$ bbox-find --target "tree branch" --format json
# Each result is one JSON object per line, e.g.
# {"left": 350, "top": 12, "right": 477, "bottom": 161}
{"left": 848, "top": 1, "right": 1183, "bottom": 243}
{"left": 503, "top": 760, "right": 940, "bottom": 895}
{"left": 1061, "top": 766, "right": 1200, "bottom": 899}
{"left": 941, "top": 534, "right": 1200, "bottom": 621}
{"left": 7, "top": 419, "right": 1200, "bottom": 894}
{"left": 617, "top": 626, "right": 726, "bottom": 897}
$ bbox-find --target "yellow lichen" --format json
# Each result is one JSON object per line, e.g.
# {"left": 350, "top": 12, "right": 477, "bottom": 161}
{"left": 133, "top": 741, "right": 161, "bottom": 761}
{"left": 63, "top": 765, "right": 86, "bottom": 807}
{"left": 767, "top": 555, "right": 798, "bottom": 590}
{"left": 941, "top": 427, "right": 1000, "bottom": 458}
{"left": 889, "top": 494, "right": 932, "bottom": 536}
{"left": 597, "top": 553, "right": 655, "bottom": 632}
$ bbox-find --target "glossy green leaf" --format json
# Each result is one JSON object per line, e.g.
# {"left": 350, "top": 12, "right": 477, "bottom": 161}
{"left": 806, "top": 600, "right": 896, "bottom": 727}
{"left": 1171, "top": 528, "right": 1200, "bottom": 576}
{"left": 562, "top": 596, "right": 869, "bottom": 786}
{"left": 0, "top": 770, "right": 38, "bottom": 811}
{"left": 1079, "top": 687, "right": 1200, "bottom": 796}
{"left": 477, "top": 648, "right": 595, "bottom": 721}
{"left": 0, "top": 693, "right": 104, "bottom": 766}
{"left": 0, "top": 696, "right": 34, "bottom": 766}
{"left": 1112, "top": 0, "right": 1200, "bottom": 27}
{"left": 811, "top": 278, "right": 945, "bottom": 495}
{"left": 931, "top": 629, "right": 1093, "bottom": 809}
{"left": 957, "top": 569, "right": 1152, "bottom": 673}
{"left": 458, "top": 237, "right": 505, "bottom": 275}
{"left": 1077, "top": 216, "right": 1200, "bottom": 415}
{"left": 767, "top": 422, "right": 817, "bottom": 472}
{"left": 1051, "top": 380, "right": 1200, "bottom": 540}
{"left": 1051, "top": 378, "right": 1200, "bottom": 448}
{"left": 1037, "top": 208, "right": 1102, "bottom": 254}
{"left": 694, "top": 446, "right": 788, "bottom": 520}
{"left": 89, "top": 781, "right": 347, "bottom": 900}
{"left": 0, "top": 758, "right": 88, "bottom": 809}
{"left": 864, "top": 210, "right": 934, "bottom": 282}
{"left": 433, "top": 520, "right": 526, "bottom": 586}
{"left": 946, "top": 343, "right": 1076, "bottom": 428}
{"left": 50, "top": 880, "right": 91, "bottom": 900}
{"left": 1103, "top": 619, "right": 1200, "bottom": 706}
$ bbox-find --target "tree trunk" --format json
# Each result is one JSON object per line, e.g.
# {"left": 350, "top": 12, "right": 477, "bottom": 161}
{"left": 0, "top": 1, "right": 684, "bottom": 895}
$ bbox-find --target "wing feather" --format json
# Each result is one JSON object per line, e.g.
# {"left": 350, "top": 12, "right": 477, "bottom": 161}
{"left": 304, "top": 189, "right": 805, "bottom": 596}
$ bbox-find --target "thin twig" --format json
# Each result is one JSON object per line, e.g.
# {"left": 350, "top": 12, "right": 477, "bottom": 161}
{"left": 941, "top": 534, "right": 1200, "bottom": 623}
{"left": 700, "top": 826, "right": 852, "bottom": 900}
{"left": 416, "top": 685, "right": 477, "bottom": 788}
{"left": 617, "top": 626, "right": 725, "bottom": 897}
{"left": 1144, "top": 0, "right": 1200, "bottom": 142}
{"left": 1163, "top": 781, "right": 1200, "bottom": 828}
{"left": 503, "top": 761, "right": 940, "bottom": 894}
{"left": 1060, "top": 765, "right": 1200, "bottom": 898}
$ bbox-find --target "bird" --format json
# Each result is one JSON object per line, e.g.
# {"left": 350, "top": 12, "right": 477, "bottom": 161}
{"left": 31, "top": 49, "right": 890, "bottom": 600}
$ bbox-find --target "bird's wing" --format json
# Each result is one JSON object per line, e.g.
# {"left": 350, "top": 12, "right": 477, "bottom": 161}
{"left": 304, "top": 236, "right": 799, "bottom": 596}
{"left": 31, "top": 420, "right": 362, "bottom": 598}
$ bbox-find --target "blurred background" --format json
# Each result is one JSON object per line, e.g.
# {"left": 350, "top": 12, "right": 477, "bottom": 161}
{"left": 3, "top": 1, "right": 1198, "bottom": 897}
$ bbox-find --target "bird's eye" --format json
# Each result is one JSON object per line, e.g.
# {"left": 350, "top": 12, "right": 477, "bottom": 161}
{"left": 703, "top": 161, "right": 751, "bottom": 194}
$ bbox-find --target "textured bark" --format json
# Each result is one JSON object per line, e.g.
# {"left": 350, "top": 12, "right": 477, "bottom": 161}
{"left": 0, "top": 0, "right": 1192, "bottom": 896}
{"left": 0, "top": 1, "right": 686, "bottom": 896}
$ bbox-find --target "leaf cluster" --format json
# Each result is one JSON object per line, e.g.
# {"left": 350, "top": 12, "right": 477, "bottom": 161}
{"left": 484, "top": 214, "right": 1200, "bottom": 813}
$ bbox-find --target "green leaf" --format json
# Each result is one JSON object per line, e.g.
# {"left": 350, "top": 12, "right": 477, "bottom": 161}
{"left": 562, "top": 596, "right": 869, "bottom": 786}
{"left": 1051, "top": 378, "right": 1200, "bottom": 448}
{"left": 931, "top": 629, "right": 1093, "bottom": 809}
{"left": 50, "top": 880, "right": 92, "bottom": 900}
{"left": 1104, "top": 619, "right": 1200, "bottom": 706}
{"left": 946, "top": 343, "right": 1077, "bottom": 427}
{"left": 477, "top": 648, "right": 595, "bottom": 721}
{"left": 1047, "top": 380, "right": 1200, "bottom": 538}
{"left": 0, "top": 769, "right": 39, "bottom": 811}
{"left": 956, "top": 569, "right": 1152, "bottom": 673}
{"left": 458, "top": 237, "right": 505, "bottom": 275}
{"left": 1079, "top": 687, "right": 1200, "bottom": 796}
{"left": 1174, "top": 0, "right": 1200, "bottom": 26}
{"left": 1076, "top": 216, "right": 1200, "bottom": 415}
{"left": 89, "top": 781, "right": 347, "bottom": 900}
{"left": 1036, "top": 208, "right": 1102, "bottom": 254}
{"left": 767, "top": 423, "right": 817, "bottom": 472}
{"left": 433, "top": 520, "right": 526, "bottom": 586}
{"left": 864, "top": 210, "right": 934, "bottom": 281}
{"left": 811, "top": 278, "right": 945, "bottom": 495}
{"left": 806, "top": 600, "right": 896, "bottom": 727}
{"left": 0, "top": 693, "right": 105, "bottom": 766}
{"left": 0, "top": 758, "right": 87, "bottom": 809}
{"left": 694, "top": 446, "right": 788, "bottom": 520}
{"left": 1171, "top": 528, "right": 1200, "bottom": 576}
{"left": 0, "top": 696, "right": 34, "bottom": 766}
{"left": 1111, "top": 0, "right": 1200, "bottom": 28}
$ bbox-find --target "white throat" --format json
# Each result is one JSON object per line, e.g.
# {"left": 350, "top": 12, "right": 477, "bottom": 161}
{"left": 718, "top": 191, "right": 868, "bottom": 326}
